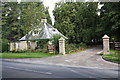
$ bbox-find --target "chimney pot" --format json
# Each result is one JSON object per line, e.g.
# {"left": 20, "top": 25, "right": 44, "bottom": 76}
{"left": 41, "top": 19, "right": 47, "bottom": 23}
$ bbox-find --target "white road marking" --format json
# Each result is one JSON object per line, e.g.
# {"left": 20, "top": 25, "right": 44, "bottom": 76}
{"left": 65, "top": 67, "right": 78, "bottom": 73}
{"left": 4, "top": 66, "right": 52, "bottom": 75}
{"left": 65, "top": 60, "right": 72, "bottom": 62}
{"left": 65, "top": 67, "right": 94, "bottom": 78}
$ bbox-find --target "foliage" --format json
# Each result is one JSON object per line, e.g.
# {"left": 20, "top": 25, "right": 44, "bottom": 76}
{"left": 99, "top": 2, "right": 120, "bottom": 41}
{"left": 53, "top": 2, "right": 98, "bottom": 43}
{"left": 66, "top": 42, "right": 87, "bottom": 53}
{"left": 52, "top": 34, "right": 61, "bottom": 54}
{"left": 66, "top": 43, "right": 77, "bottom": 53}
{"left": 2, "top": 2, "right": 120, "bottom": 51}
{"left": 2, "top": 2, "right": 51, "bottom": 42}
{"left": 0, "top": 39, "right": 8, "bottom": 52}
{"left": 37, "top": 40, "right": 49, "bottom": 49}
{"left": 53, "top": 2, "right": 120, "bottom": 44}
{"left": 79, "top": 42, "right": 87, "bottom": 48}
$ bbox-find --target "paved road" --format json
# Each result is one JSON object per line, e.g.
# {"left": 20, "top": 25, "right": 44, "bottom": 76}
{"left": 3, "top": 45, "right": 118, "bottom": 69}
{"left": 1, "top": 60, "right": 119, "bottom": 78}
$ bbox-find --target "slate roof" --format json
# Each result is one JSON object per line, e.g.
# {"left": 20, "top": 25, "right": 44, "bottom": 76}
{"left": 19, "top": 21, "right": 68, "bottom": 41}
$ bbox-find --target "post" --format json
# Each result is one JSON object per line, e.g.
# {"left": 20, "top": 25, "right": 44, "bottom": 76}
{"left": 102, "top": 35, "right": 110, "bottom": 54}
{"left": 59, "top": 37, "right": 65, "bottom": 55}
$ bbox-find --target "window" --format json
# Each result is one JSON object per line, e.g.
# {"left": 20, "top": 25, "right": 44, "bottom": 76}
{"left": 53, "top": 29, "right": 56, "bottom": 31}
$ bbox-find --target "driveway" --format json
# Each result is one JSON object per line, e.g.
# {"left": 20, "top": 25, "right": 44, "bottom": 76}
{"left": 2, "top": 45, "right": 118, "bottom": 69}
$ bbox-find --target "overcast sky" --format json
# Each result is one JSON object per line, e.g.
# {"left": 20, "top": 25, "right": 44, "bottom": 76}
{"left": 43, "top": 0, "right": 60, "bottom": 25}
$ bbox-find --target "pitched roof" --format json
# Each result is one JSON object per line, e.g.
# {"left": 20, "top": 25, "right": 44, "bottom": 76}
{"left": 19, "top": 21, "right": 68, "bottom": 41}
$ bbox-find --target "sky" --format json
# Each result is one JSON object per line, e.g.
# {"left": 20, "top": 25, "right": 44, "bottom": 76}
{"left": 43, "top": 0, "right": 60, "bottom": 25}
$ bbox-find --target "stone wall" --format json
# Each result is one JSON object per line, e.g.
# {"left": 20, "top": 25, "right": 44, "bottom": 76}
{"left": 17, "top": 41, "right": 28, "bottom": 51}
{"left": 9, "top": 41, "right": 37, "bottom": 51}
{"left": 9, "top": 42, "right": 16, "bottom": 51}
{"left": 30, "top": 41, "right": 37, "bottom": 50}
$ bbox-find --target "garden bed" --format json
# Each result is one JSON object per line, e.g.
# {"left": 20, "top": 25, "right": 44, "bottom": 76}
{"left": 66, "top": 47, "right": 87, "bottom": 54}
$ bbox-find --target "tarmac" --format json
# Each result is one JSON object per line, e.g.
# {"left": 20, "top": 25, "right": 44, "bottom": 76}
{"left": 2, "top": 45, "right": 119, "bottom": 70}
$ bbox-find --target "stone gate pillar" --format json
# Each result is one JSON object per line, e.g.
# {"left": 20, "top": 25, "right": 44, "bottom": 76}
{"left": 59, "top": 37, "right": 65, "bottom": 55}
{"left": 102, "top": 35, "right": 110, "bottom": 54}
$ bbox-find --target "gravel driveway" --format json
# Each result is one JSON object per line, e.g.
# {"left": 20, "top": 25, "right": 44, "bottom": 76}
{"left": 2, "top": 45, "right": 118, "bottom": 69}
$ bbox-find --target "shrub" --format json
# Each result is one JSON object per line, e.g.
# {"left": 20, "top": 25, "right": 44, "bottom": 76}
{"left": 0, "top": 39, "right": 9, "bottom": 52}
{"left": 52, "top": 34, "right": 61, "bottom": 54}
{"left": 66, "top": 42, "right": 87, "bottom": 52}
{"left": 65, "top": 43, "right": 78, "bottom": 53}
{"left": 37, "top": 40, "right": 49, "bottom": 49}
{"left": 79, "top": 42, "right": 87, "bottom": 47}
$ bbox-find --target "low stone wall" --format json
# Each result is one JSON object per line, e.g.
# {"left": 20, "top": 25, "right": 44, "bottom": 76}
{"left": 9, "top": 41, "right": 37, "bottom": 51}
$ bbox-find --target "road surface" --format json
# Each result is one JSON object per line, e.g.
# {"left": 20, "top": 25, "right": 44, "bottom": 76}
{"left": 1, "top": 60, "right": 119, "bottom": 78}
{"left": 3, "top": 45, "right": 118, "bottom": 69}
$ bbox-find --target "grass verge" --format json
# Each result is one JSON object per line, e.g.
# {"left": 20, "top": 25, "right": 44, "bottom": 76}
{"left": 0, "top": 52, "right": 57, "bottom": 58}
{"left": 102, "top": 50, "right": 120, "bottom": 63}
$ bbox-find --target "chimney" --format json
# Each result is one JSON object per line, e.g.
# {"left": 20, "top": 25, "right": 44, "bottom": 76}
{"left": 41, "top": 19, "right": 47, "bottom": 23}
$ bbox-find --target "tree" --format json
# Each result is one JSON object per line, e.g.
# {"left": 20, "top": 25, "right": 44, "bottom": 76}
{"left": 2, "top": 2, "right": 22, "bottom": 41}
{"left": 100, "top": 2, "right": 120, "bottom": 41}
{"left": 2, "top": 2, "right": 51, "bottom": 42}
{"left": 53, "top": 2, "right": 98, "bottom": 43}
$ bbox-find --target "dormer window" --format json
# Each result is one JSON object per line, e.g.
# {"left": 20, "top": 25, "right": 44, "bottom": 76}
{"left": 34, "top": 30, "right": 39, "bottom": 34}
{"left": 53, "top": 29, "right": 56, "bottom": 31}
{"left": 34, "top": 31, "right": 37, "bottom": 34}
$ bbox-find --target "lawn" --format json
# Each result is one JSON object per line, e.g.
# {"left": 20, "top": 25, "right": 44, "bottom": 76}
{"left": 0, "top": 52, "right": 57, "bottom": 58}
{"left": 102, "top": 50, "right": 120, "bottom": 63}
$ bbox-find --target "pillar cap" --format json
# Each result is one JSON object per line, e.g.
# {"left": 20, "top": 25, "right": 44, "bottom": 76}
{"left": 102, "top": 34, "right": 109, "bottom": 39}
